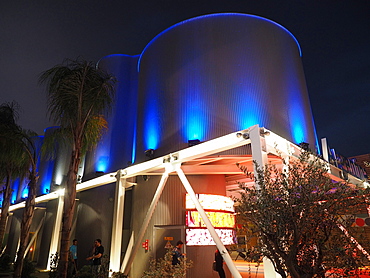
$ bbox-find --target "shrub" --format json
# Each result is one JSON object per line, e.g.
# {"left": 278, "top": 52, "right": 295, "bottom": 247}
{"left": 21, "top": 259, "right": 36, "bottom": 278}
{"left": 142, "top": 248, "right": 193, "bottom": 278}
{"left": 0, "top": 253, "right": 12, "bottom": 271}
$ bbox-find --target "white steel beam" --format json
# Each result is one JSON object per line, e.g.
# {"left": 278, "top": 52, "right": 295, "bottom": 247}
{"left": 24, "top": 210, "right": 46, "bottom": 258}
{"left": 46, "top": 192, "right": 64, "bottom": 270}
{"left": 8, "top": 172, "right": 117, "bottom": 212}
{"left": 250, "top": 126, "right": 281, "bottom": 278}
{"left": 121, "top": 129, "right": 252, "bottom": 179}
{"left": 249, "top": 125, "right": 268, "bottom": 188}
{"left": 76, "top": 173, "right": 117, "bottom": 192}
{"left": 120, "top": 232, "right": 134, "bottom": 273}
{"left": 176, "top": 166, "right": 242, "bottom": 278}
{"left": 8, "top": 126, "right": 365, "bottom": 214}
{"left": 109, "top": 170, "right": 126, "bottom": 275}
{"left": 123, "top": 170, "right": 170, "bottom": 276}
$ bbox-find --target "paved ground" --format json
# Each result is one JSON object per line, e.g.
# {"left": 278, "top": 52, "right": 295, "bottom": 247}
{"left": 34, "top": 262, "right": 264, "bottom": 278}
{"left": 34, "top": 269, "right": 50, "bottom": 278}
{"left": 234, "top": 260, "right": 264, "bottom": 278}
{"left": 33, "top": 262, "right": 370, "bottom": 278}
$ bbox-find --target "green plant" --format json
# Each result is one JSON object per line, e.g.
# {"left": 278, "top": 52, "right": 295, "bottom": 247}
{"left": 111, "top": 271, "right": 127, "bottom": 278}
{"left": 49, "top": 252, "right": 59, "bottom": 278}
{"left": 142, "top": 248, "right": 193, "bottom": 278}
{"left": 39, "top": 59, "right": 116, "bottom": 278}
{"left": 97, "top": 254, "right": 110, "bottom": 278}
{"left": 236, "top": 151, "right": 370, "bottom": 278}
{"left": 74, "top": 254, "right": 109, "bottom": 278}
{"left": 0, "top": 253, "right": 11, "bottom": 271}
{"left": 75, "top": 265, "right": 93, "bottom": 278}
{"left": 21, "top": 258, "right": 36, "bottom": 278}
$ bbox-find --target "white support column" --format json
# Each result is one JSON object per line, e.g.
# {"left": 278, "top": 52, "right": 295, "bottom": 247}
{"left": 320, "top": 138, "right": 332, "bottom": 174}
{"left": 47, "top": 191, "right": 64, "bottom": 270}
{"left": 120, "top": 232, "right": 134, "bottom": 272}
{"left": 24, "top": 211, "right": 46, "bottom": 258}
{"left": 249, "top": 125, "right": 268, "bottom": 189}
{"left": 123, "top": 171, "right": 169, "bottom": 276}
{"left": 176, "top": 166, "right": 242, "bottom": 278}
{"left": 263, "top": 257, "right": 282, "bottom": 278}
{"left": 109, "top": 170, "right": 126, "bottom": 275}
{"left": 250, "top": 126, "right": 281, "bottom": 278}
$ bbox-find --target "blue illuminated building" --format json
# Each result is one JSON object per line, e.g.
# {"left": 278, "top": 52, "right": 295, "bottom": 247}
{"left": 4, "top": 13, "right": 343, "bottom": 278}
{"left": 89, "top": 13, "right": 318, "bottom": 175}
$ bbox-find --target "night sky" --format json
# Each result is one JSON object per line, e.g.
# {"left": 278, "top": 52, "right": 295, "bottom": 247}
{"left": 1, "top": 1, "right": 369, "bottom": 157}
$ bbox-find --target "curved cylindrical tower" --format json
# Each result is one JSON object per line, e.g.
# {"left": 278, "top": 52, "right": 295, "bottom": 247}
{"left": 136, "top": 13, "right": 317, "bottom": 161}
{"left": 83, "top": 54, "right": 139, "bottom": 179}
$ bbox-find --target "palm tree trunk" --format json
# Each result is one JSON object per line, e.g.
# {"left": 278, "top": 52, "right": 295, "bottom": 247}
{"left": 58, "top": 150, "right": 80, "bottom": 278}
{"left": 13, "top": 169, "right": 38, "bottom": 278}
{"left": 0, "top": 174, "right": 13, "bottom": 250}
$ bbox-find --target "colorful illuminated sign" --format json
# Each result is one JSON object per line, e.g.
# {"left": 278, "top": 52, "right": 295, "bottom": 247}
{"left": 185, "top": 194, "right": 236, "bottom": 246}
{"left": 186, "top": 229, "right": 235, "bottom": 246}
{"left": 186, "top": 194, "right": 235, "bottom": 212}
{"left": 186, "top": 211, "right": 235, "bottom": 228}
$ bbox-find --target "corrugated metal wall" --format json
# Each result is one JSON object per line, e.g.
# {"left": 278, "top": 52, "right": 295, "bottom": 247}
{"left": 136, "top": 13, "right": 317, "bottom": 162}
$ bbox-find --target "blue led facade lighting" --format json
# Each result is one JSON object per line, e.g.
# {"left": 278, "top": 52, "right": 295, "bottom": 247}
{"left": 80, "top": 12, "right": 318, "bottom": 177}
{"left": 136, "top": 13, "right": 318, "bottom": 159}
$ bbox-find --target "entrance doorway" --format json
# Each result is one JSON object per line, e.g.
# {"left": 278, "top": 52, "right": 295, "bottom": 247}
{"left": 153, "top": 225, "right": 185, "bottom": 260}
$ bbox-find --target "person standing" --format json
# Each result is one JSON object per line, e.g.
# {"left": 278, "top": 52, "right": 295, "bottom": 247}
{"left": 215, "top": 249, "right": 226, "bottom": 278}
{"left": 69, "top": 239, "right": 78, "bottom": 273}
{"left": 172, "top": 240, "right": 185, "bottom": 265}
{"left": 86, "top": 239, "right": 104, "bottom": 277}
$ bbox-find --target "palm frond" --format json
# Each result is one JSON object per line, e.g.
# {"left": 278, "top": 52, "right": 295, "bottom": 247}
{"left": 81, "top": 115, "right": 108, "bottom": 155}
{"left": 41, "top": 127, "right": 73, "bottom": 160}
{"left": 39, "top": 59, "right": 115, "bottom": 131}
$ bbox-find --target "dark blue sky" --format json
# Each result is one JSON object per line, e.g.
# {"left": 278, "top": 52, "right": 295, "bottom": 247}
{"left": 0, "top": 0, "right": 369, "bottom": 157}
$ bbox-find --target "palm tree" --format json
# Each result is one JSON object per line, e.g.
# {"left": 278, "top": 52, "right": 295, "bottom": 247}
{"left": 12, "top": 131, "right": 39, "bottom": 278}
{"left": 0, "top": 102, "right": 30, "bottom": 249}
{"left": 0, "top": 102, "right": 39, "bottom": 278}
{"left": 39, "top": 59, "right": 115, "bottom": 278}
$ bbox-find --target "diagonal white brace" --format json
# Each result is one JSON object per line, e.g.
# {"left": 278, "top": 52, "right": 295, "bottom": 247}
{"left": 176, "top": 166, "right": 242, "bottom": 278}
{"left": 123, "top": 171, "right": 169, "bottom": 276}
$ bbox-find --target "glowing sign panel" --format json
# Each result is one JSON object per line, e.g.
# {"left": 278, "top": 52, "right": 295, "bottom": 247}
{"left": 186, "top": 194, "right": 235, "bottom": 212}
{"left": 185, "top": 194, "right": 236, "bottom": 246}
{"left": 186, "top": 229, "right": 235, "bottom": 246}
{"left": 186, "top": 211, "right": 235, "bottom": 228}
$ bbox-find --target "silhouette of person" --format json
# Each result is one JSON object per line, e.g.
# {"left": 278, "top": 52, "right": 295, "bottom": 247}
{"left": 172, "top": 240, "right": 185, "bottom": 265}
{"left": 86, "top": 239, "right": 104, "bottom": 277}
{"left": 215, "top": 249, "right": 225, "bottom": 278}
{"left": 69, "top": 239, "right": 78, "bottom": 273}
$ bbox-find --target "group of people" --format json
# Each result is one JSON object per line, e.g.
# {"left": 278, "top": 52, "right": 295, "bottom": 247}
{"left": 70, "top": 238, "right": 225, "bottom": 278}
{"left": 69, "top": 238, "right": 104, "bottom": 277}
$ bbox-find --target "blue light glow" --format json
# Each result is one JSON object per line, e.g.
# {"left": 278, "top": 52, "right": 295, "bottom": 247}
{"left": 41, "top": 160, "right": 54, "bottom": 194}
{"left": 186, "top": 114, "right": 205, "bottom": 140}
{"left": 289, "top": 94, "right": 307, "bottom": 144}
{"left": 96, "top": 156, "right": 109, "bottom": 172}
{"left": 10, "top": 179, "right": 20, "bottom": 204}
{"left": 138, "top": 13, "right": 302, "bottom": 72}
{"left": 22, "top": 186, "right": 29, "bottom": 199}
{"left": 238, "top": 110, "right": 261, "bottom": 131}
{"left": 94, "top": 138, "right": 111, "bottom": 173}
{"left": 233, "top": 88, "right": 265, "bottom": 130}
{"left": 144, "top": 97, "right": 160, "bottom": 150}
{"left": 313, "top": 122, "right": 321, "bottom": 155}
{"left": 131, "top": 129, "right": 137, "bottom": 164}
{"left": 183, "top": 93, "right": 206, "bottom": 141}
